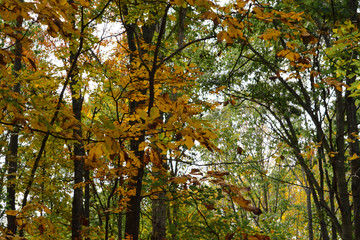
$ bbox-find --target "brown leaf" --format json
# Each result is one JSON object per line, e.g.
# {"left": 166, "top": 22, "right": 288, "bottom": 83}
{"left": 242, "top": 232, "right": 270, "bottom": 240}
{"left": 225, "top": 232, "right": 235, "bottom": 240}
{"left": 203, "top": 202, "right": 216, "bottom": 210}
{"left": 208, "top": 171, "right": 230, "bottom": 178}
{"left": 171, "top": 176, "right": 188, "bottom": 184}
{"left": 190, "top": 168, "right": 203, "bottom": 175}
{"left": 237, "top": 146, "right": 243, "bottom": 155}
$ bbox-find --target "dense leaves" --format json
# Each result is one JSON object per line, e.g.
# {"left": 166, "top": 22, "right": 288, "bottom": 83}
{"left": 0, "top": 0, "right": 359, "bottom": 239}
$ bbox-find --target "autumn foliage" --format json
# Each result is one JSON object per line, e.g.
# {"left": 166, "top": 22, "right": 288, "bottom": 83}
{"left": 1, "top": 0, "right": 360, "bottom": 239}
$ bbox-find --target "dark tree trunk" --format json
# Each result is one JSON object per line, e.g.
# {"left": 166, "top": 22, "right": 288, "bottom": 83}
{"left": 71, "top": 90, "right": 85, "bottom": 240}
{"left": 346, "top": 74, "right": 359, "bottom": 240}
{"left": 123, "top": 9, "right": 145, "bottom": 238}
{"left": 335, "top": 90, "right": 352, "bottom": 240}
{"left": 122, "top": 2, "right": 160, "bottom": 238}
{"left": 347, "top": 1, "right": 360, "bottom": 239}
{"left": 68, "top": 1, "right": 87, "bottom": 239}
{"left": 6, "top": 125, "right": 19, "bottom": 236}
{"left": 84, "top": 169, "right": 90, "bottom": 240}
{"left": 6, "top": 12, "right": 23, "bottom": 236}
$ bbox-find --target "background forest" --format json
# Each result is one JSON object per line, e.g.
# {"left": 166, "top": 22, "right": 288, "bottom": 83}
{"left": 0, "top": 0, "right": 360, "bottom": 239}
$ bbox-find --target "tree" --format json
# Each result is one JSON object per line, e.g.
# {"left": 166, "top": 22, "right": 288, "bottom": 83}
{"left": 2, "top": 0, "right": 359, "bottom": 239}
{"left": 204, "top": 0, "right": 359, "bottom": 239}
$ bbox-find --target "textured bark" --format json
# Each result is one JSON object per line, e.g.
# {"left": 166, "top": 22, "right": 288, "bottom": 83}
{"left": 68, "top": 1, "right": 87, "bottom": 238}
{"left": 84, "top": 169, "right": 90, "bottom": 240}
{"left": 347, "top": 1, "right": 360, "bottom": 239}
{"left": 151, "top": 7, "right": 185, "bottom": 238}
{"left": 123, "top": 12, "right": 143, "bottom": 238}
{"left": 346, "top": 75, "right": 360, "bottom": 240}
{"left": 69, "top": 31, "right": 86, "bottom": 240}
{"left": 70, "top": 84, "right": 85, "bottom": 240}
{"left": 151, "top": 174, "right": 167, "bottom": 240}
{"left": 125, "top": 163, "right": 144, "bottom": 240}
{"left": 6, "top": 12, "right": 23, "bottom": 236}
{"left": 122, "top": 3, "right": 162, "bottom": 239}
{"left": 335, "top": 90, "right": 352, "bottom": 240}
{"left": 305, "top": 188, "right": 314, "bottom": 240}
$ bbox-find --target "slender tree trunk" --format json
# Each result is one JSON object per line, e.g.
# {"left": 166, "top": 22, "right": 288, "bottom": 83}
{"left": 123, "top": 21, "right": 147, "bottom": 239}
{"left": 71, "top": 84, "right": 85, "bottom": 240}
{"left": 122, "top": 3, "right": 160, "bottom": 238}
{"left": 151, "top": 7, "right": 185, "bottom": 238}
{"left": 335, "top": 89, "right": 352, "bottom": 240}
{"left": 347, "top": 1, "right": 360, "bottom": 239}
{"left": 6, "top": 12, "right": 23, "bottom": 236}
{"left": 151, "top": 168, "right": 167, "bottom": 240}
{"left": 6, "top": 125, "right": 19, "bottom": 236}
{"left": 68, "top": 2, "right": 87, "bottom": 239}
{"left": 305, "top": 188, "right": 313, "bottom": 240}
{"left": 84, "top": 169, "right": 90, "bottom": 240}
{"left": 124, "top": 161, "right": 144, "bottom": 240}
{"left": 347, "top": 74, "right": 360, "bottom": 240}
{"left": 346, "top": 74, "right": 359, "bottom": 240}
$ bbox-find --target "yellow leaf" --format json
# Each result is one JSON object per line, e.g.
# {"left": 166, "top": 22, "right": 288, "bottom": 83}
{"left": 89, "top": 143, "right": 103, "bottom": 161}
{"left": 150, "top": 107, "right": 160, "bottom": 119}
{"left": 349, "top": 153, "right": 360, "bottom": 161}
{"left": 139, "top": 142, "right": 147, "bottom": 151}
{"left": 79, "top": 0, "right": 90, "bottom": 7}
{"left": 216, "top": 86, "right": 227, "bottom": 91}
{"left": 259, "top": 29, "right": 281, "bottom": 41}
{"left": 136, "top": 109, "right": 148, "bottom": 120}
{"left": 5, "top": 210, "right": 19, "bottom": 216}
{"left": 168, "top": 15, "right": 176, "bottom": 21}
{"left": 184, "top": 135, "right": 194, "bottom": 149}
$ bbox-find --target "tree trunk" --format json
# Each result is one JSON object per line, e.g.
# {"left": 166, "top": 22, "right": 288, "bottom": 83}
{"left": 84, "top": 169, "right": 90, "bottom": 240}
{"left": 6, "top": 12, "right": 23, "bottom": 236}
{"left": 71, "top": 86, "right": 85, "bottom": 240}
{"left": 335, "top": 89, "right": 352, "bottom": 240}
{"left": 124, "top": 162, "right": 144, "bottom": 240}
{"left": 68, "top": 1, "right": 87, "bottom": 239}
{"left": 151, "top": 173, "right": 167, "bottom": 240}
{"left": 123, "top": 13, "right": 144, "bottom": 238}
{"left": 347, "top": 1, "right": 360, "bottom": 239}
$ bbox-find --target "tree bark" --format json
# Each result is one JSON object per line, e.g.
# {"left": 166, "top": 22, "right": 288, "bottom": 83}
{"left": 70, "top": 79, "right": 86, "bottom": 240}
{"left": 347, "top": 1, "right": 360, "bottom": 239}
{"left": 151, "top": 173, "right": 167, "bottom": 240}
{"left": 335, "top": 89, "right": 352, "bottom": 240}
{"left": 123, "top": 12, "right": 146, "bottom": 240}
{"left": 6, "top": 11, "right": 23, "bottom": 236}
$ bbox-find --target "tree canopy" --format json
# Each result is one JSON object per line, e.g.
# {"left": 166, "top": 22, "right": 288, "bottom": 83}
{"left": 0, "top": 0, "right": 359, "bottom": 239}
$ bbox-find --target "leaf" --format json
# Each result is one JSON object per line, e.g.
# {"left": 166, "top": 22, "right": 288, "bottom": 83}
{"left": 203, "top": 202, "right": 216, "bottom": 210}
{"left": 171, "top": 176, "right": 188, "bottom": 184}
{"left": 259, "top": 29, "right": 281, "bottom": 41}
{"left": 217, "top": 31, "right": 234, "bottom": 45}
{"left": 79, "top": 0, "right": 90, "bottom": 7}
{"left": 184, "top": 135, "right": 194, "bottom": 149}
{"left": 349, "top": 153, "right": 360, "bottom": 161}
{"left": 5, "top": 210, "right": 19, "bottom": 216}
{"left": 190, "top": 168, "right": 202, "bottom": 175}
{"left": 231, "top": 194, "right": 262, "bottom": 215}
{"left": 168, "top": 14, "right": 176, "bottom": 21}
{"left": 225, "top": 232, "right": 235, "bottom": 240}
